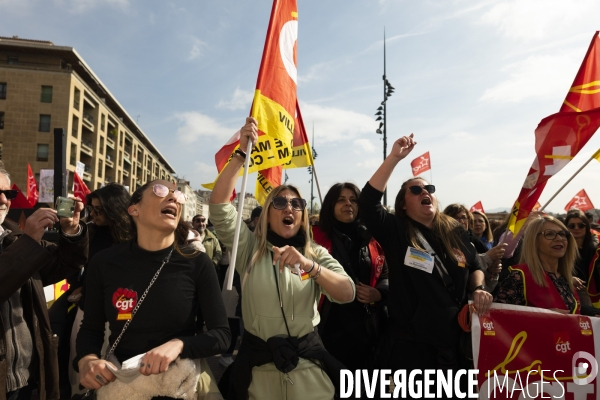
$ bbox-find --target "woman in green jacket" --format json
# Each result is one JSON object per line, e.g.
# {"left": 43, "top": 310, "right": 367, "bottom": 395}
{"left": 209, "top": 117, "right": 355, "bottom": 400}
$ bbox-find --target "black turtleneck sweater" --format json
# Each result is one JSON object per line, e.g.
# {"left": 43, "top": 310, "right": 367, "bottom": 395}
{"left": 76, "top": 240, "right": 230, "bottom": 365}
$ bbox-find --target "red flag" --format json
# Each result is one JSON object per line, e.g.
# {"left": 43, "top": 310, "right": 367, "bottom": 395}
{"left": 73, "top": 172, "right": 91, "bottom": 204}
{"left": 470, "top": 201, "right": 485, "bottom": 214}
{"left": 26, "top": 163, "right": 38, "bottom": 207}
{"left": 565, "top": 189, "right": 595, "bottom": 211}
{"left": 508, "top": 32, "right": 600, "bottom": 234}
{"left": 410, "top": 151, "right": 431, "bottom": 176}
{"left": 9, "top": 184, "right": 33, "bottom": 209}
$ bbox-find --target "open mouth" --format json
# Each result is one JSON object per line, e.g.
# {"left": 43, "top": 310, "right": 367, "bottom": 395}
{"left": 161, "top": 205, "right": 178, "bottom": 217}
{"left": 551, "top": 244, "right": 564, "bottom": 250}
{"left": 282, "top": 216, "right": 294, "bottom": 226}
{"left": 421, "top": 198, "right": 432, "bottom": 205}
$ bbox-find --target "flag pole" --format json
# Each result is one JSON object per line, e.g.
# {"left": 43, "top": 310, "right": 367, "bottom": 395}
{"left": 225, "top": 133, "right": 254, "bottom": 291}
{"left": 540, "top": 149, "right": 600, "bottom": 210}
{"left": 312, "top": 161, "right": 323, "bottom": 206}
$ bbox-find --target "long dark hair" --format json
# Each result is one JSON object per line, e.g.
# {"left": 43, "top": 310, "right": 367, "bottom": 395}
{"left": 394, "top": 177, "right": 463, "bottom": 261}
{"left": 86, "top": 183, "right": 132, "bottom": 243}
{"left": 319, "top": 182, "right": 360, "bottom": 238}
{"left": 565, "top": 209, "right": 593, "bottom": 250}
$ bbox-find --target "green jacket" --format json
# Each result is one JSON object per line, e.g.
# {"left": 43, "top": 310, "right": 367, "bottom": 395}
{"left": 210, "top": 203, "right": 355, "bottom": 400}
{"left": 202, "top": 229, "right": 222, "bottom": 267}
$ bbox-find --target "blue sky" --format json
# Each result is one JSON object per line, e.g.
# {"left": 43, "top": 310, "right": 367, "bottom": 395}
{"left": 4, "top": 0, "right": 600, "bottom": 214}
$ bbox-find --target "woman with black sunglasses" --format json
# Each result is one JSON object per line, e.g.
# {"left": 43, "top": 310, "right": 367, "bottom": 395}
{"left": 209, "top": 118, "right": 354, "bottom": 400}
{"left": 75, "top": 180, "right": 230, "bottom": 399}
{"left": 494, "top": 215, "right": 600, "bottom": 316}
{"left": 565, "top": 209, "right": 600, "bottom": 307}
{"left": 357, "top": 134, "right": 492, "bottom": 394}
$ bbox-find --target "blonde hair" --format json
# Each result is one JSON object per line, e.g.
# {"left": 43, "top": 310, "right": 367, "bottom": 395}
{"left": 519, "top": 215, "right": 578, "bottom": 291}
{"left": 251, "top": 185, "right": 316, "bottom": 265}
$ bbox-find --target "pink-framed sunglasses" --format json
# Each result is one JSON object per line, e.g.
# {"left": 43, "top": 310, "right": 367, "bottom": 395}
{"left": 153, "top": 184, "right": 187, "bottom": 204}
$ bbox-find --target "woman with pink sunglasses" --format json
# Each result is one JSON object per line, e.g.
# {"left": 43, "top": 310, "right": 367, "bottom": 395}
{"left": 75, "top": 180, "right": 230, "bottom": 399}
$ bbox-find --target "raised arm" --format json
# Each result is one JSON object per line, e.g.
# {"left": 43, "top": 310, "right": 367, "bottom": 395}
{"left": 368, "top": 133, "right": 416, "bottom": 192}
{"left": 209, "top": 117, "right": 259, "bottom": 205}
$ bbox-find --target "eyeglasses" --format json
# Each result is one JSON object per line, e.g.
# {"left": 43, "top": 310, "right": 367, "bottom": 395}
{"left": 271, "top": 196, "right": 306, "bottom": 211}
{"left": 86, "top": 205, "right": 103, "bottom": 215}
{"left": 538, "top": 229, "right": 570, "bottom": 240}
{"left": 456, "top": 215, "right": 468, "bottom": 221}
{"left": 408, "top": 185, "right": 436, "bottom": 195}
{"left": 0, "top": 189, "right": 18, "bottom": 200}
{"left": 153, "top": 184, "right": 186, "bottom": 204}
{"left": 567, "top": 223, "right": 586, "bottom": 230}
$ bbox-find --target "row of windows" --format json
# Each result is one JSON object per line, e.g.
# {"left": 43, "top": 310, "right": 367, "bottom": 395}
{"left": 0, "top": 83, "right": 53, "bottom": 102}
{"left": 0, "top": 112, "right": 51, "bottom": 131}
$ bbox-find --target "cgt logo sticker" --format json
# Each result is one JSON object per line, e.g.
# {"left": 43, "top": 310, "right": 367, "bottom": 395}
{"left": 482, "top": 318, "right": 495, "bottom": 336}
{"left": 112, "top": 288, "right": 138, "bottom": 321}
{"left": 554, "top": 332, "right": 572, "bottom": 355}
{"left": 579, "top": 317, "right": 593, "bottom": 336}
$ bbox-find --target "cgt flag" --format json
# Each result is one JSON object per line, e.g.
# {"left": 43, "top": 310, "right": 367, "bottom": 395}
{"left": 26, "top": 163, "right": 38, "bottom": 207}
{"left": 256, "top": 100, "right": 314, "bottom": 204}
{"left": 565, "top": 189, "right": 595, "bottom": 212}
{"left": 203, "top": 0, "right": 299, "bottom": 201}
{"left": 508, "top": 32, "right": 600, "bottom": 234}
{"left": 410, "top": 151, "right": 431, "bottom": 176}
{"left": 73, "top": 171, "right": 91, "bottom": 203}
{"left": 470, "top": 201, "right": 485, "bottom": 214}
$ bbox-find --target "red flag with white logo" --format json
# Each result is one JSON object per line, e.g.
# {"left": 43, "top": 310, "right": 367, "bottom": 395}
{"left": 73, "top": 172, "right": 91, "bottom": 204}
{"left": 508, "top": 32, "right": 600, "bottom": 234}
{"left": 470, "top": 201, "right": 485, "bottom": 214}
{"left": 565, "top": 189, "right": 595, "bottom": 212}
{"left": 410, "top": 151, "right": 431, "bottom": 176}
{"left": 26, "top": 163, "right": 38, "bottom": 207}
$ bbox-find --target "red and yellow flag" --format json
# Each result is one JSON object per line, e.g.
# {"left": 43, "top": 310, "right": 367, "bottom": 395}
{"left": 508, "top": 32, "right": 600, "bottom": 234}
{"left": 204, "top": 0, "right": 301, "bottom": 203}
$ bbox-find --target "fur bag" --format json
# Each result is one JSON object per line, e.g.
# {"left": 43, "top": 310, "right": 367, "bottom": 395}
{"left": 96, "top": 358, "right": 201, "bottom": 400}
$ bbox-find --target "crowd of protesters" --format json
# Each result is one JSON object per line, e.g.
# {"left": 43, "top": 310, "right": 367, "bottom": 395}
{"left": 2, "top": 120, "right": 600, "bottom": 400}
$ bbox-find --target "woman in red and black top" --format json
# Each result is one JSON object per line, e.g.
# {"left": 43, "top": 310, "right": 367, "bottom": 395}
{"left": 495, "top": 215, "right": 599, "bottom": 316}
{"left": 313, "top": 182, "right": 388, "bottom": 371}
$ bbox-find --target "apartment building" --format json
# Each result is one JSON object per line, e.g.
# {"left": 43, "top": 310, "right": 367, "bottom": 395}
{"left": 176, "top": 178, "right": 197, "bottom": 223}
{"left": 0, "top": 36, "right": 176, "bottom": 197}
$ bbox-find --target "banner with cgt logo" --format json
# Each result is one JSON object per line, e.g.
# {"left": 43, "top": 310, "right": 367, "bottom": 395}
{"left": 473, "top": 303, "right": 600, "bottom": 399}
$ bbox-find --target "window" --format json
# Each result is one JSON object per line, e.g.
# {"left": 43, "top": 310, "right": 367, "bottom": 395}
{"left": 0, "top": 112, "right": 4, "bottom": 129}
{"left": 73, "top": 88, "right": 80, "bottom": 110}
{"left": 39, "top": 115, "right": 51, "bottom": 132}
{"left": 98, "top": 160, "right": 103, "bottom": 178}
{"left": 7, "top": 56, "right": 18, "bottom": 65}
{"left": 70, "top": 143, "right": 77, "bottom": 166}
{"left": 0, "top": 83, "right": 6, "bottom": 100}
{"left": 99, "top": 137, "right": 104, "bottom": 155}
{"left": 36, "top": 144, "right": 49, "bottom": 162}
{"left": 40, "top": 86, "right": 53, "bottom": 103}
{"left": 101, "top": 114, "right": 105, "bottom": 131}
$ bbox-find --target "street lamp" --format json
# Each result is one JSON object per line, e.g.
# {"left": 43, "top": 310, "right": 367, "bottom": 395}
{"left": 375, "top": 28, "right": 394, "bottom": 206}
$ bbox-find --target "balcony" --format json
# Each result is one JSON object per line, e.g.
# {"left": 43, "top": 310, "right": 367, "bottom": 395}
{"left": 122, "top": 169, "right": 129, "bottom": 177}
{"left": 82, "top": 113, "right": 94, "bottom": 130}
{"left": 80, "top": 140, "right": 93, "bottom": 157}
{"left": 105, "top": 157, "right": 114, "bottom": 168}
{"left": 124, "top": 153, "right": 131, "bottom": 165}
{"left": 106, "top": 136, "right": 115, "bottom": 149}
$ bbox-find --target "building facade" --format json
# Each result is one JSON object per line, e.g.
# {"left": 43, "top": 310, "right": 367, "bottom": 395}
{"left": 176, "top": 178, "right": 197, "bottom": 223}
{"left": 0, "top": 36, "right": 176, "bottom": 198}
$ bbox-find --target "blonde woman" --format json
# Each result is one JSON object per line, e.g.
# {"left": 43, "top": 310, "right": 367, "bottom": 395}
{"left": 209, "top": 117, "right": 355, "bottom": 400}
{"left": 495, "top": 215, "right": 599, "bottom": 316}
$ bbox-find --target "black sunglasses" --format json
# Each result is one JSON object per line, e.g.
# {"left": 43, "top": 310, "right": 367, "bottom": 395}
{"left": 0, "top": 189, "right": 18, "bottom": 200}
{"left": 271, "top": 196, "right": 306, "bottom": 211}
{"left": 408, "top": 185, "right": 436, "bottom": 195}
{"left": 567, "top": 223, "right": 586, "bottom": 229}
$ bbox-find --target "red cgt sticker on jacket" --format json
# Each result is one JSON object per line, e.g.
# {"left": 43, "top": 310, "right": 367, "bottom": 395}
{"left": 112, "top": 288, "right": 138, "bottom": 321}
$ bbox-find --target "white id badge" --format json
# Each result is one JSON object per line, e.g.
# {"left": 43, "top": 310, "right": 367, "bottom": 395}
{"left": 404, "top": 247, "right": 435, "bottom": 274}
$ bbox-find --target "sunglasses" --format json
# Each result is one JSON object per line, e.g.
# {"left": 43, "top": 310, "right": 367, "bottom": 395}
{"left": 153, "top": 184, "right": 187, "bottom": 204}
{"left": 567, "top": 223, "right": 586, "bottom": 229}
{"left": 86, "top": 205, "right": 103, "bottom": 215}
{"left": 538, "top": 229, "right": 570, "bottom": 240}
{"left": 0, "top": 189, "right": 18, "bottom": 200}
{"left": 408, "top": 185, "right": 436, "bottom": 195}
{"left": 271, "top": 196, "right": 306, "bottom": 211}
